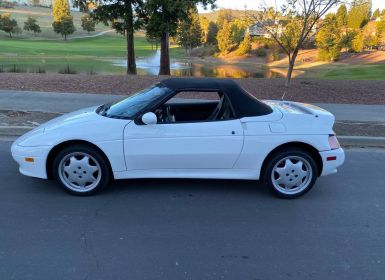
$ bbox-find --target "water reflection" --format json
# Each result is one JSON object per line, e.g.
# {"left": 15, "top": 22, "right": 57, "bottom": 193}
{"left": 111, "top": 51, "right": 285, "bottom": 79}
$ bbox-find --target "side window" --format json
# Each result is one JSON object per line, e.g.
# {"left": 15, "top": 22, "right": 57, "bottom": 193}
{"left": 153, "top": 91, "right": 234, "bottom": 124}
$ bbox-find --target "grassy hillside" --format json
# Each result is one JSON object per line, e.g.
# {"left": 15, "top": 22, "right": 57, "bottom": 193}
{"left": 199, "top": 9, "right": 260, "bottom": 22}
{"left": 0, "top": 6, "right": 110, "bottom": 39}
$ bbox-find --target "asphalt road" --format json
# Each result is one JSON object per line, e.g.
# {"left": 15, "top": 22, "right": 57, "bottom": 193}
{"left": 0, "top": 141, "right": 384, "bottom": 280}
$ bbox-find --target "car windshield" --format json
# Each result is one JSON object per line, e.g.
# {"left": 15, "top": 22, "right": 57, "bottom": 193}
{"left": 100, "top": 84, "right": 171, "bottom": 119}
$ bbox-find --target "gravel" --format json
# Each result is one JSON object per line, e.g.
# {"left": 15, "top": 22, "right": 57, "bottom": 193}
{"left": 0, "top": 73, "right": 384, "bottom": 104}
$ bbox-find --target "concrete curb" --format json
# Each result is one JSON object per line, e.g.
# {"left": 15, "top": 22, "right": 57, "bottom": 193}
{"left": 1, "top": 126, "right": 384, "bottom": 148}
{"left": 339, "top": 136, "right": 385, "bottom": 148}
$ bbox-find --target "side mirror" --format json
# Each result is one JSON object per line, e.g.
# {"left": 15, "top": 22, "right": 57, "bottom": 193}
{"left": 141, "top": 112, "right": 157, "bottom": 125}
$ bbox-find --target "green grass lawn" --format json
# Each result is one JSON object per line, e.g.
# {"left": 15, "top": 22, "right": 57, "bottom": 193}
{"left": 296, "top": 63, "right": 385, "bottom": 80}
{"left": 322, "top": 64, "right": 385, "bottom": 80}
{"left": 0, "top": 36, "right": 161, "bottom": 57}
{"left": 0, "top": 35, "right": 185, "bottom": 74}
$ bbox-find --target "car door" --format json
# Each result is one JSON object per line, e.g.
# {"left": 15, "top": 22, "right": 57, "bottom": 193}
{"left": 123, "top": 119, "right": 244, "bottom": 170}
{"left": 123, "top": 90, "right": 244, "bottom": 171}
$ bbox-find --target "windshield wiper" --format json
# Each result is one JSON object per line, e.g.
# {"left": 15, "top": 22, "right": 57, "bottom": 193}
{"left": 99, "top": 103, "right": 112, "bottom": 116}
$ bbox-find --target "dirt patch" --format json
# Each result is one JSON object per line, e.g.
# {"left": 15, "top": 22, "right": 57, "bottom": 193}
{"left": 0, "top": 73, "right": 384, "bottom": 104}
{"left": 334, "top": 121, "right": 385, "bottom": 137}
{"left": 0, "top": 110, "right": 61, "bottom": 127}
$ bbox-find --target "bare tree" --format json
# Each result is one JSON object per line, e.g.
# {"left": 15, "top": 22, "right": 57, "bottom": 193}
{"left": 251, "top": 0, "right": 346, "bottom": 87}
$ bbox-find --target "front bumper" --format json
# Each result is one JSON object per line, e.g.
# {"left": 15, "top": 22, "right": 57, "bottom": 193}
{"left": 319, "top": 148, "right": 345, "bottom": 176}
{"left": 11, "top": 143, "right": 53, "bottom": 179}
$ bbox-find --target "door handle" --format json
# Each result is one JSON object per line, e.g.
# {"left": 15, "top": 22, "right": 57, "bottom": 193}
{"left": 231, "top": 131, "right": 235, "bottom": 135}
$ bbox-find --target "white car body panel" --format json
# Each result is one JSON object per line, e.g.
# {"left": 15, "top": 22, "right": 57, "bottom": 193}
{"left": 123, "top": 119, "right": 244, "bottom": 170}
{"left": 11, "top": 99, "right": 345, "bottom": 182}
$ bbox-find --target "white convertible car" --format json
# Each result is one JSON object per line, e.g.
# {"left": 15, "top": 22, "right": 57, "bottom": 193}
{"left": 11, "top": 78, "right": 344, "bottom": 198}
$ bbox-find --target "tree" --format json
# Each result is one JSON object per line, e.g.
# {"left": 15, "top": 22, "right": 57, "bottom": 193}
{"left": 236, "top": 32, "right": 251, "bottom": 56}
{"left": 52, "top": 0, "right": 70, "bottom": 22}
{"left": 216, "top": 20, "right": 233, "bottom": 54}
{"left": 0, "top": 13, "right": 21, "bottom": 38}
{"left": 351, "top": 31, "right": 364, "bottom": 52}
{"left": 53, "top": 15, "right": 75, "bottom": 40}
{"left": 372, "top": 8, "right": 380, "bottom": 19}
{"left": 336, "top": 4, "right": 348, "bottom": 27}
{"left": 316, "top": 13, "right": 342, "bottom": 61}
{"left": 206, "top": 21, "right": 218, "bottom": 45}
{"left": 146, "top": 32, "right": 159, "bottom": 50}
{"left": 144, "top": 0, "right": 216, "bottom": 75}
{"left": 251, "top": 0, "right": 344, "bottom": 87}
{"left": 200, "top": 15, "right": 210, "bottom": 44}
{"left": 340, "top": 30, "right": 357, "bottom": 50}
{"left": 23, "top": 16, "right": 41, "bottom": 35}
{"left": 217, "top": 9, "right": 234, "bottom": 29}
{"left": 81, "top": 13, "right": 95, "bottom": 33}
{"left": 376, "top": 18, "right": 385, "bottom": 44}
{"left": 347, "top": 0, "right": 371, "bottom": 29}
{"left": 74, "top": 0, "right": 145, "bottom": 75}
{"left": 176, "top": 9, "right": 203, "bottom": 55}
{"left": 230, "top": 19, "right": 248, "bottom": 45}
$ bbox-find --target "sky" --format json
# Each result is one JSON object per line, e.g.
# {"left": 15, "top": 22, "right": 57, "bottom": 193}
{"left": 199, "top": 0, "right": 385, "bottom": 12}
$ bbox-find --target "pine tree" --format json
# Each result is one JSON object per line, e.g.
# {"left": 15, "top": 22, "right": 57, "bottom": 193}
{"left": 75, "top": 0, "right": 145, "bottom": 75}
{"left": 144, "top": 0, "right": 215, "bottom": 75}
{"left": 176, "top": 9, "right": 202, "bottom": 54}
{"left": 347, "top": 0, "right": 372, "bottom": 29}
{"left": 217, "top": 20, "right": 232, "bottom": 54}
{"left": 206, "top": 21, "right": 218, "bottom": 45}
{"left": 236, "top": 32, "right": 251, "bottom": 56}
{"left": 351, "top": 31, "right": 364, "bottom": 52}
{"left": 336, "top": 4, "right": 348, "bottom": 27}
{"left": 372, "top": 8, "right": 380, "bottom": 19}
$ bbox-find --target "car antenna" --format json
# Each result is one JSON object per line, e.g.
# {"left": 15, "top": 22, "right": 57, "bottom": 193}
{"left": 281, "top": 90, "right": 286, "bottom": 101}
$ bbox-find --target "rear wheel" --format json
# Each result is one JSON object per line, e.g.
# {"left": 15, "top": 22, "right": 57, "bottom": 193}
{"left": 264, "top": 149, "right": 318, "bottom": 198}
{"left": 53, "top": 145, "right": 110, "bottom": 195}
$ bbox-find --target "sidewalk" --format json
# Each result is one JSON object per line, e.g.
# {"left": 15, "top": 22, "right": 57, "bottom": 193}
{"left": 0, "top": 90, "right": 384, "bottom": 146}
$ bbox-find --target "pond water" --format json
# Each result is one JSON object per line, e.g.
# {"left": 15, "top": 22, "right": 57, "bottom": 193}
{"left": 110, "top": 50, "right": 285, "bottom": 79}
{"left": 0, "top": 50, "right": 287, "bottom": 78}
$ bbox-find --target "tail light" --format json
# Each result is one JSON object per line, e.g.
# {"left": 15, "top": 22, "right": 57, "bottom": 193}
{"left": 328, "top": 135, "right": 340, "bottom": 150}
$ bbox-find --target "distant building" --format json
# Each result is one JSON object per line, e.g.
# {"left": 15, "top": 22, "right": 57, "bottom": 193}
{"left": 247, "top": 21, "right": 283, "bottom": 38}
{"left": 247, "top": 22, "right": 272, "bottom": 38}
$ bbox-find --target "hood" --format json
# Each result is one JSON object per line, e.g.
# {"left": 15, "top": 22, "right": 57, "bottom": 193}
{"left": 39, "top": 106, "right": 101, "bottom": 132}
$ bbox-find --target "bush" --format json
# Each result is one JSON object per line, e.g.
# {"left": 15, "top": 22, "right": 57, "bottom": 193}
{"left": 236, "top": 33, "right": 251, "bottom": 56}
{"left": 191, "top": 45, "right": 217, "bottom": 57}
{"left": 255, "top": 48, "right": 267, "bottom": 57}
{"left": 352, "top": 32, "right": 364, "bottom": 52}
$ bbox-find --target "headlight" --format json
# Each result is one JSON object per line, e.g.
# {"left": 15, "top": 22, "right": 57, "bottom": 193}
{"left": 328, "top": 135, "right": 340, "bottom": 150}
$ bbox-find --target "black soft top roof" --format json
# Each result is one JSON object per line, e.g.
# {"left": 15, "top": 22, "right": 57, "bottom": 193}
{"left": 160, "top": 78, "right": 273, "bottom": 118}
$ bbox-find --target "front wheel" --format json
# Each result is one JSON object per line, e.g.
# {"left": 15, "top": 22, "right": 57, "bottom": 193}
{"left": 53, "top": 145, "right": 111, "bottom": 195}
{"left": 264, "top": 150, "right": 318, "bottom": 198}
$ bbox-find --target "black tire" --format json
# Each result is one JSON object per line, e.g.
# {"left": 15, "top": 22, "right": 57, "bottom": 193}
{"left": 52, "top": 145, "right": 111, "bottom": 196}
{"left": 264, "top": 149, "right": 318, "bottom": 199}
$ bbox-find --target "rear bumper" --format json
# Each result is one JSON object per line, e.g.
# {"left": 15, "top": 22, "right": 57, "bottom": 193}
{"left": 319, "top": 148, "right": 345, "bottom": 176}
{"left": 11, "top": 143, "right": 52, "bottom": 179}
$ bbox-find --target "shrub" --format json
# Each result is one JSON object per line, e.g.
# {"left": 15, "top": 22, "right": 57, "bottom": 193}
{"left": 255, "top": 48, "right": 267, "bottom": 57}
